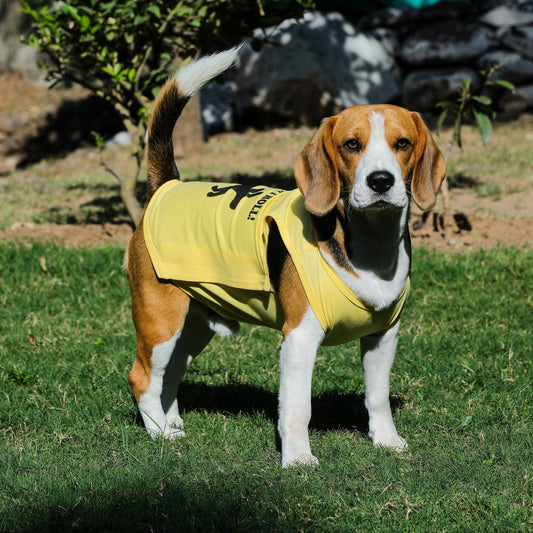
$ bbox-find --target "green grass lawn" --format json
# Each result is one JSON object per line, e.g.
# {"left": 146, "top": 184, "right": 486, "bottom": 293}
{"left": 0, "top": 242, "right": 531, "bottom": 532}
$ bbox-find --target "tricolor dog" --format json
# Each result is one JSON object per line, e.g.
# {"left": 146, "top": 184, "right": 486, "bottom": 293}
{"left": 125, "top": 48, "right": 446, "bottom": 467}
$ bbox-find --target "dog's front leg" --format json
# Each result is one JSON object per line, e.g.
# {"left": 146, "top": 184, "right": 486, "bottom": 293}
{"left": 278, "top": 308, "right": 325, "bottom": 467}
{"left": 360, "top": 321, "right": 407, "bottom": 451}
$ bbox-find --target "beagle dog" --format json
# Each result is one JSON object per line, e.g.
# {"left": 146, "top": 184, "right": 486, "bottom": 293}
{"left": 125, "top": 48, "right": 446, "bottom": 467}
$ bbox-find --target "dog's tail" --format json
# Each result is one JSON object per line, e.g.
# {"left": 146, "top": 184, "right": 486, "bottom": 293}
{"left": 146, "top": 47, "right": 240, "bottom": 199}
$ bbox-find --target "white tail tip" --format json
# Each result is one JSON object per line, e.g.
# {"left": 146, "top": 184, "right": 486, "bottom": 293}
{"left": 175, "top": 46, "right": 242, "bottom": 98}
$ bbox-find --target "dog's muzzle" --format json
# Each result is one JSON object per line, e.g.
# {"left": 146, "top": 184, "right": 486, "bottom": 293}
{"left": 366, "top": 171, "right": 395, "bottom": 194}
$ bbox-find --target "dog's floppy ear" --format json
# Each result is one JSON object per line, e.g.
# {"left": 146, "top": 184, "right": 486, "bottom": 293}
{"left": 410, "top": 113, "right": 447, "bottom": 211}
{"left": 295, "top": 116, "right": 340, "bottom": 216}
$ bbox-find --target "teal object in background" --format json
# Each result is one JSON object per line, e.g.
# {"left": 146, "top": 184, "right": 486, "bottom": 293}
{"left": 385, "top": 0, "right": 443, "bottom": 7}
{"left": 315, "top": 0, "right": 444, "bottom": 11}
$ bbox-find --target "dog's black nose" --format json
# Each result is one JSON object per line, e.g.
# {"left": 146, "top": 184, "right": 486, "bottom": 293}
{"left": 366, "top": 171, "right": 394, "bottom": 194}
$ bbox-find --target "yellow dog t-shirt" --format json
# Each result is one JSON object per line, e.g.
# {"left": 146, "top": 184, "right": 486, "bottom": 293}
{"left": 143, "top": 180, "right": 409, "bottom": 346}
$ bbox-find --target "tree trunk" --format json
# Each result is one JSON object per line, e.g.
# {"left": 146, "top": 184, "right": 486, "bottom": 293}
{"left": 113, "top": 94, "right": 203, "bottom": 226}
{"left": 172, "top": 93, "right": 203, "bottom": 158}
{"left": 121, "top": 175, "right": 143, "bottom": 226}
{"left": 440, "top": 176, "right": 453, "bottom": 239}
{"left": 440, "top": 136, "right": 456, "bottom": 239}
{"left": 120, "top": 145, "right": 143, "bottom": 226}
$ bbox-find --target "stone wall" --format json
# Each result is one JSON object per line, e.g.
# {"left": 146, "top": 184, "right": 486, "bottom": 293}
{"left": 203, "top": 1, "right": 533, "bottom": 132}
{"left": 0, "top": 0, "right": 44, "bottom": 83}
{"left": 1, "top": 0, "right": 531, "bottom": 134}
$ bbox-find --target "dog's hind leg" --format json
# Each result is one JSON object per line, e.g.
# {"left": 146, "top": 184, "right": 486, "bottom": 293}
{"left": 131, "top": 299, "right": 215, "bottom": 439}
{"left": 161, "top": 301, "right": 216, "bottom": 430}
{"left": 136, "top": 327, "right": 186, "bottom": 439}
{"left": 127, "top": 228, "right": 214, "bottom": 438}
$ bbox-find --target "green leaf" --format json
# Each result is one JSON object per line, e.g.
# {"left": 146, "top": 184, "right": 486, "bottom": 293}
{"left": 138, "top": 107, "right": 149, "bottom": 123}
{"left": 472, "top": 95, "right": 492, "bottom": 106}
{"left": 147, "top": 5, "right": 161, "bottom": 18}
{"left": 134, "top": 14, "right": 148, "bottom": 26}
{"left": 435, "top": 109, "right": 447, "bottom": 135}
{"left": 175, "top": 5, "right": 194, "bottom": 16}
{"left": 94, "top": 337, "right": 106, "bottom": 347}
{"left": 60, "top": 4, "right": 80, "bottom": 21}
{"left": 473, "top": 110, "right": 492, "bottom": 145}
{"left": 80, "top": 15, "right": 91, "bottom": 31}
{"left": 487, "top": 79, "right": 515, "bottom": 91}
{"left": 91, "top": 131, "right": 106, "bottom": 150}
{"left": 453, "top": 115, "right": 463, "bottom": 149}
{"left": 20, "top": 1, "right": 37, "bottom": 18}
{"left": 26, "top": 34, "right": 40, "bottom": 49}
{"left": 435, "top": 101, "right": 460, "bottom": 115}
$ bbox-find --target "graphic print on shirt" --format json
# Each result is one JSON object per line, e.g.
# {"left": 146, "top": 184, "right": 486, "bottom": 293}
{"left": 206, "top": 184, "right": 285, "bottom": 221}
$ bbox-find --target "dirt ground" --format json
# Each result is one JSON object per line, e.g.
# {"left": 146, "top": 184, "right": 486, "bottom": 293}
{"left": 0, "top": 70, "right": 531, "bottom": 251}
{"left": 4, "top": 194, "right": 530, "bottom": 251}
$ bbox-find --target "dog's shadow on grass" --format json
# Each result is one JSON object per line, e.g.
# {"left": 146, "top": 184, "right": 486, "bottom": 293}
{"left": 134, "top": 382, "right": 404, "bottom": 436}
{"left": 175, "top": 382, "right": 406, "bottom": 436}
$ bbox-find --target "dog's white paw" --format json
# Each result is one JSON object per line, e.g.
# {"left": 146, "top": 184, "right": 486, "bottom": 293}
{"left": 164, "top": 427, "right": 186, "bottom": 439}
{"left": 282, "top": 453, "right": 319, "bottom": 468}
{"left": 148, "top": 426, "right": 186, "bottom": 440}
{"left": 371, "top": 431, "right": 408, "bottom": 452}
{"left": 161, "top": 426, "right": 186, "bottom": 440}
{"left": 166, "top": 413, "right": 184, "bottom": 428}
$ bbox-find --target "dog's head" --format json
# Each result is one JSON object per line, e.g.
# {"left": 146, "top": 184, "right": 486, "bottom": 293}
{"left": 295, "top": 104, "right": 446, "bottom": 216}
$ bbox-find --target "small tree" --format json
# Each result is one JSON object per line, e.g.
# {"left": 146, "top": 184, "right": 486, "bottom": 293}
{"left": 434, "top": 66, "right": 515, "bottom": 237}
{"left": 21, "top": 0, "right": 314, "bottom": 225}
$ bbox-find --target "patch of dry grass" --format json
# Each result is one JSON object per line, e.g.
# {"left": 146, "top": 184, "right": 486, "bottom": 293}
{"left": 1, "top": 117, "right": 531, "bottom": 231}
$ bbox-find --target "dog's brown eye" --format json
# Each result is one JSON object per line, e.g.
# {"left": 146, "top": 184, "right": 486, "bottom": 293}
{"left": 343, "top": 139, "right": 362, "bottom": 153}
{"left": 395, "top": 138, "right": 411, "bottom": 151}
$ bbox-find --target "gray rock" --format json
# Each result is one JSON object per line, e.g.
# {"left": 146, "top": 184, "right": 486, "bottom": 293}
{"left": 106, "top": 131, "right": 131, "bottom": 147}
{"left": 515, "top": 25, "right": 533, "bottom": 41}
{"left": 480, "top": 6, "right": 533, "bottom": 28}
{"left": 400, "top": 22, "right": 494, "bottom": 67}
{"left": 358, "top": 6, "right": 415, "bottom": 29}
{"left": 233, "top": 11, "right": 401, "bottom": 126}
{"left": 501, "top": 29, "right": 533, "bottom": 60}
{"left": 0, "top": 0, "right": 45, "bottom": 83}
{"left": 402, "top": 67, "right": 481, "bottom": 111}
{"left": 358, "top": 1, "right": 471, "bottom": 30}
{"left": 499, "top": 83, "right": 533, "bottom": 114}
{"left": 201, "top": 82, "right": 236, "bottom": 135}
